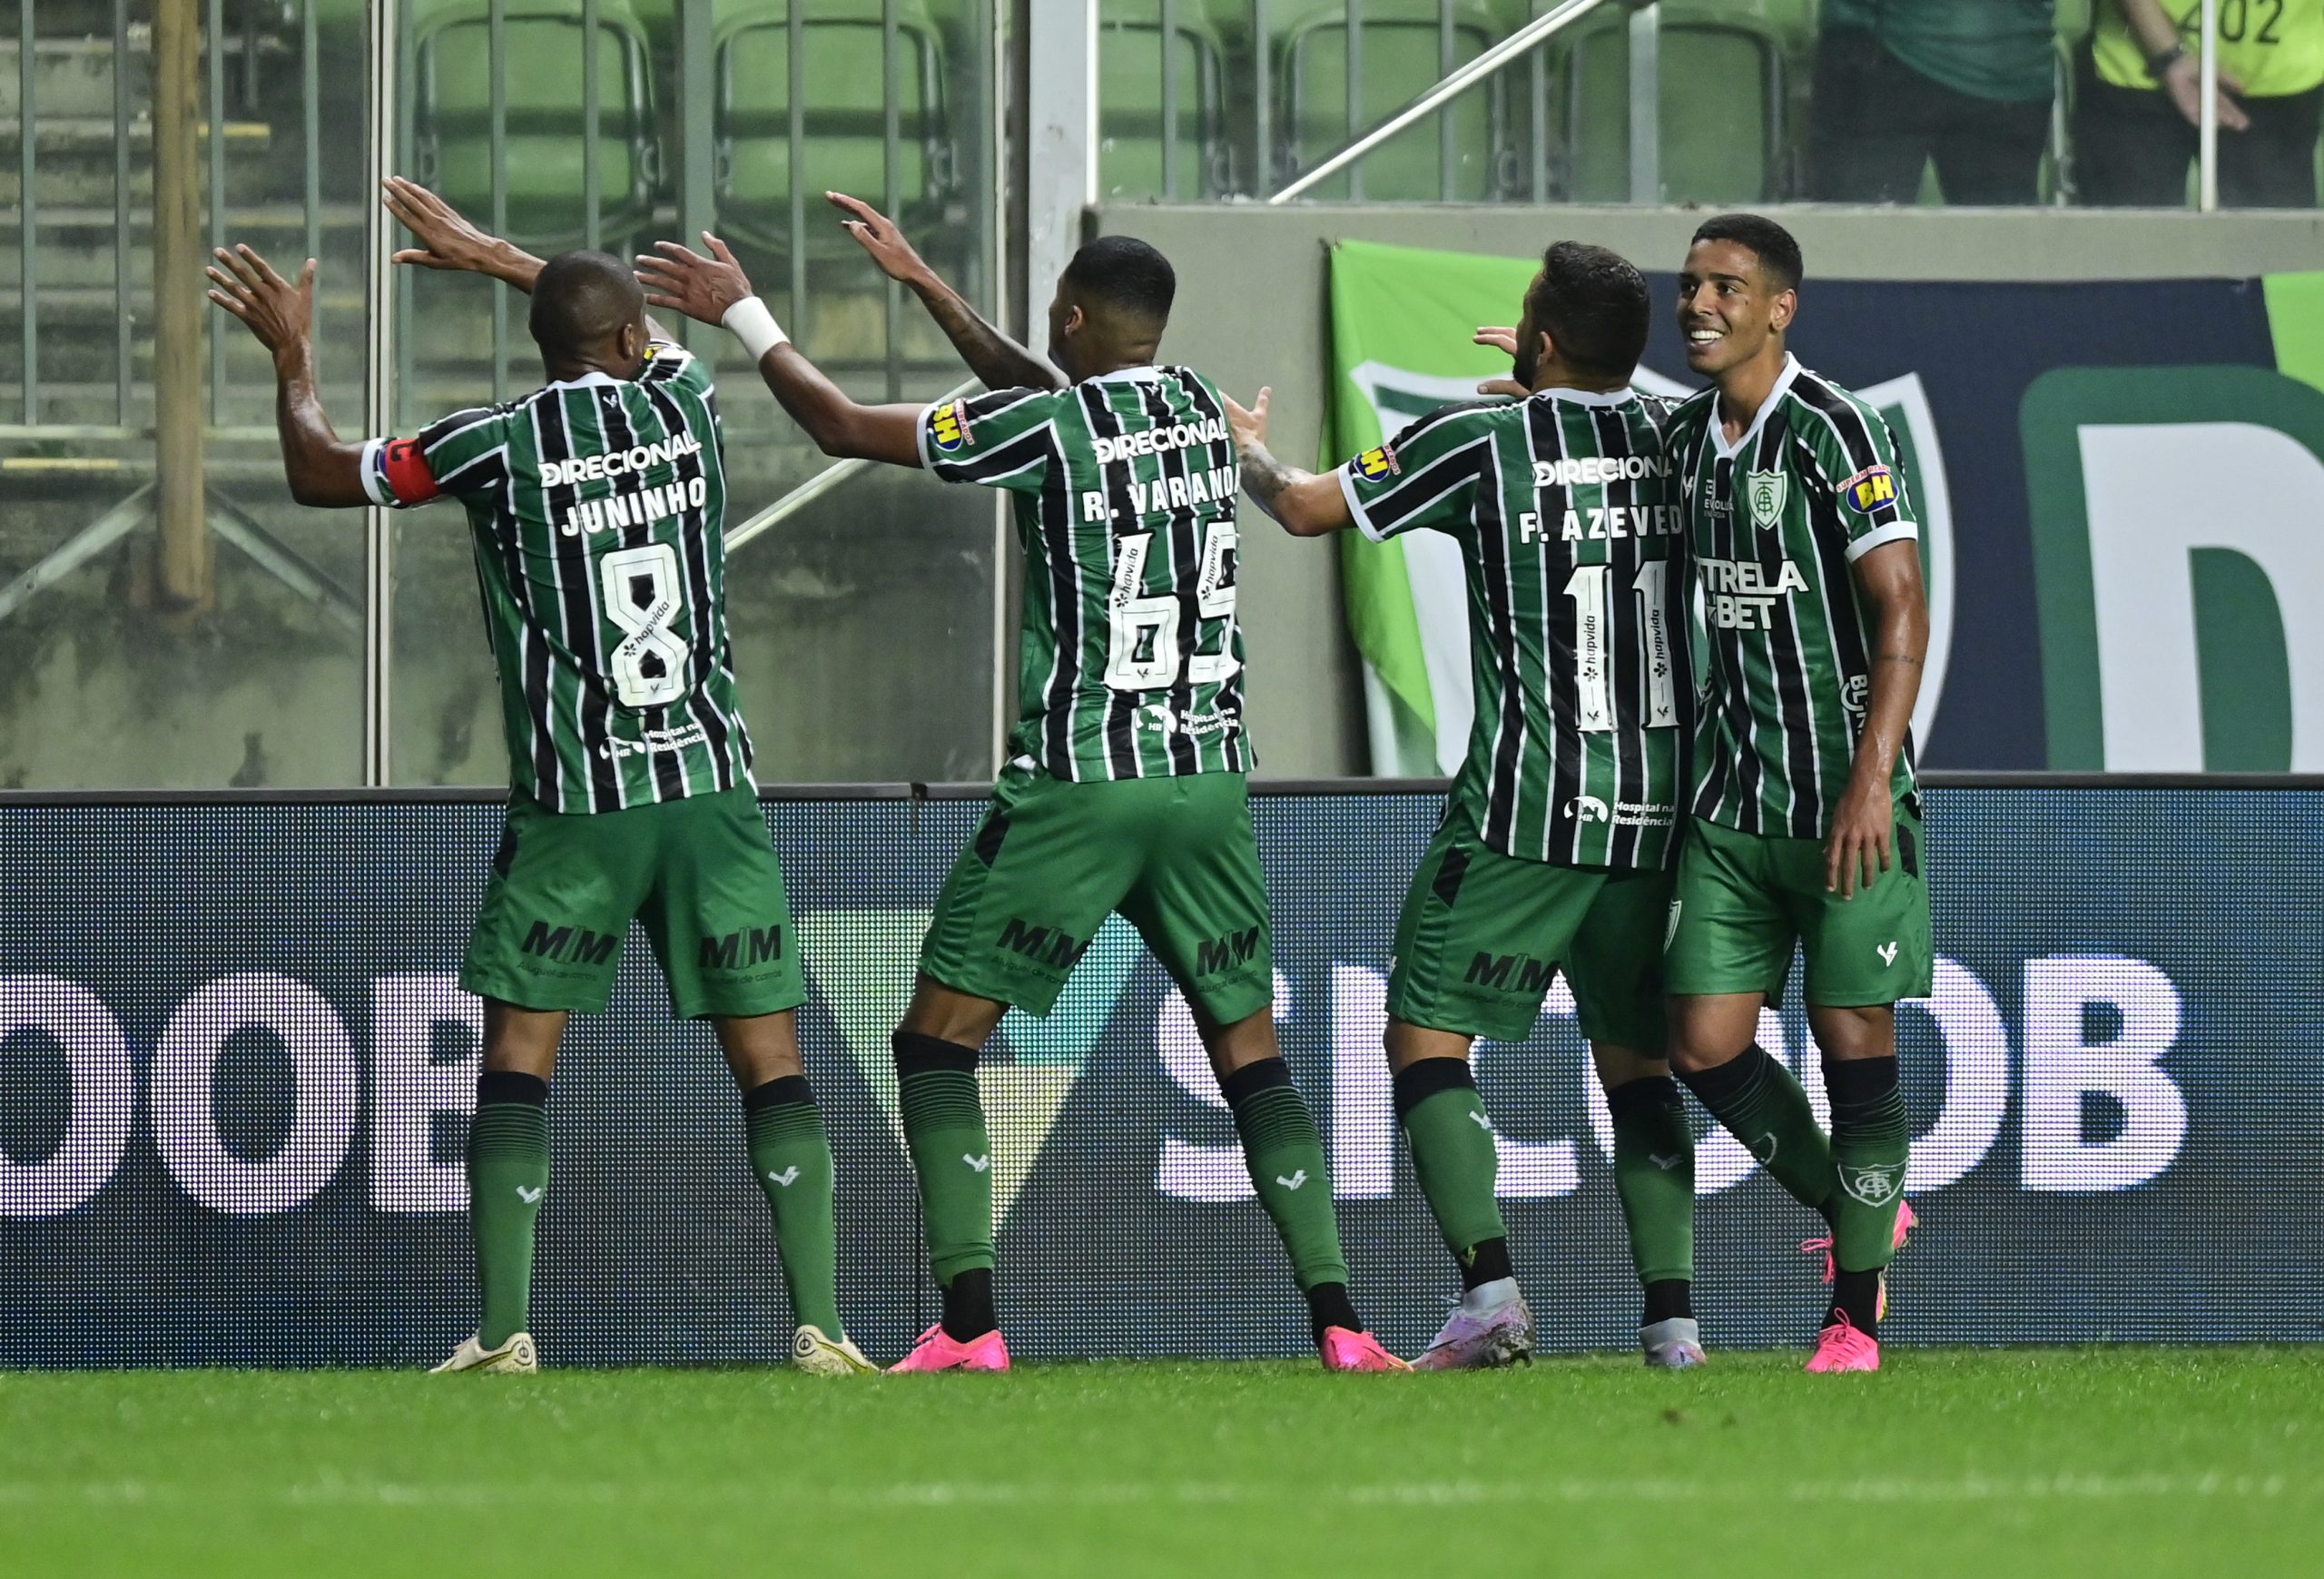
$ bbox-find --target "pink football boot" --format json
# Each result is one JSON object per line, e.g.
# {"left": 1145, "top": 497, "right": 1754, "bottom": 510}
{"left": 887, "top": 1324, "right": 1011, "bottom": 1373}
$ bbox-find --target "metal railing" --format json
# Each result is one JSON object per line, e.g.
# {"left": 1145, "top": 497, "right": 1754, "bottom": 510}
{"left": 1096, "top": 0, "right": 2263, "bottom": 211}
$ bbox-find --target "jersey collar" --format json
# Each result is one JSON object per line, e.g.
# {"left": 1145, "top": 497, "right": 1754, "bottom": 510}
{"left": 1530, "top": 384, "right": 1638, "bottom": 409}
{"left": 543, "top": 369, "right": 624, "bottom": 391}
{"left": 1087, "top": 364, "right": 1165, "bottom": 386}
{"left": 1708, "top": 353, "right": 1801, "bottom": 462}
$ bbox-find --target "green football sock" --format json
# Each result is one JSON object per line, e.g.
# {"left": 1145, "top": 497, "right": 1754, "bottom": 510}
{"left": 1225, "top": 1058, "right": 1349, "bottom": 1291}
{"left": 1605, "top": 1074, "right": 1694, "bottom": 1286}
{"left": 1392, "top": 1057, "right": 1508, "bottom": 1269}
{"left": 1826, "top": 1055, "right": 1910, "bottom": 1272}
{"left": 893, "top": 1031, "right": 994, "bottom": 1286}
{"left": 743, "top": 1076, "right": 843, "bottom": 1337}
{"left": 1678, "top": 1043, "right": 1835, "bottom": 1215}
{"left": 468, "top": 1074, "right": 550, "bottom": 1349}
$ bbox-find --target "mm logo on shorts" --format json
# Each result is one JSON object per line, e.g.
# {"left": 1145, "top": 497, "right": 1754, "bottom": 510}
{"left": 1465, "top": 952, "right": 1556, "bottom": 992}
{"left": 1196, "top": 926, "right": 1262, "bottom": 976}
{"left": 998, "top": 918, "right": 1090, "bottom": 970}
{"left": 522, "top": 922, "right": 619, "bottom": 966}
{"left": 699, "top": 925, "right": 785, "bottom": 971}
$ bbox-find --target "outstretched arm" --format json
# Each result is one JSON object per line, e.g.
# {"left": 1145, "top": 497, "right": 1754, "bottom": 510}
{"left": 1825, "top": 539, "right": 1929, "bottom": 897}
{"left": 384, "top": 174, "right": 679, "bottom": 341}
{"left": 829, "top": 192, "right": 1066, "bottom": 391}
{"left": 1226, "top": 388, "right": 1352, "bottom": 538}
{"left": 635, "top": 233, "right": 925, "bottom": 467}
{"left": 207, "top": 243, "right": 368, "bottom": 508}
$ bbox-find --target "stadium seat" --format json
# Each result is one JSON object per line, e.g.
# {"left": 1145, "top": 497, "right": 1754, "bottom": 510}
{"left": 409, "top": 0, "right": 664, "bottom": 250}
{"left": 1098, "top": 2, "right": 1235, "bottom": 200}
{"left": 1554, "top": 0, "right": 1812, "bottom": 204}
{"left": 1271, "top": 0, "right": 1513, "bottom": 202}
{"left": 710, "top": 0, "right": 952, "bottom": 254}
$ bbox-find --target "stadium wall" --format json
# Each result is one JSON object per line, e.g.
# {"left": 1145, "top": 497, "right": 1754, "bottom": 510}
{"left": 1091, "top": 203, "right": 2324, "bottom": 776}
{"left": 4, "top": 781, "right": 2315, "bottom": 1367}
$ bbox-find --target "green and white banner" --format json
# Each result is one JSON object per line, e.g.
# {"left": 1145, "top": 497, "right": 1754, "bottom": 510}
{"left": 1327, "top": 238, "right": 2324, "bottom": 772}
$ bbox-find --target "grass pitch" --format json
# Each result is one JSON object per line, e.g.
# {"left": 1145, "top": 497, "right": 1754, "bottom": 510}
{"left": 5, "top": 1349, "right": 2318, "bottom": 1578}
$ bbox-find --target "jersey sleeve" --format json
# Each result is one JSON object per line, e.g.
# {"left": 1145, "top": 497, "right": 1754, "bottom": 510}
{"left": 1797, "top": 397, "right": 1917, "bottom": 562}
{"left": 359, "top": 405, "right": 508, "bottom": 508}
{"left": 635, "top": 338, "right": 708, "bottom": 396}
{"left": 916, "top": 387, "right": 1062, "bottom": 492}
{"left": 1335, "top": 403, "right": 1492, "bottom": 543}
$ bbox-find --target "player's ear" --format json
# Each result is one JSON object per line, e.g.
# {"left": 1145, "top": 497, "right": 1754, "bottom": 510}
{"left": 1770, "top": 287, "right": 1797, "bottom": 332}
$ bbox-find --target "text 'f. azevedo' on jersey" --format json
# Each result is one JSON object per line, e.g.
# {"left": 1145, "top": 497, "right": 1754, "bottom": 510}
{"left": 916, "top": 366, "right": 1251, "bottom": 781}
{"left": 1341, "top": 388, "right": 1690, "bottom": 869}
{"left": 1667, "top": 354, "right": 1920, "bottom": 839}
{"left": 361, "top": 341, "right": 755, "bottom": 814}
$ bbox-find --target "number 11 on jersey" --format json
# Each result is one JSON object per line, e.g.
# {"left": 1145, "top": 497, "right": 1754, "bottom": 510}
{"left": 1562, "top": 559, "right": 1679, "bottom": 733}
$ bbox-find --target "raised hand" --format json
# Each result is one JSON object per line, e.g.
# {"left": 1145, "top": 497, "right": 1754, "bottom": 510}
{"left": 634, "top": 234, "right": 756, "bottom": 327}
{"left": 206, "top": 243, "right": 316, "bottom": 358}
{"left": 826, "top": 191, "right": 933, "bottom": 289}
{"left": 1224, "top": 387, "right": 1271, "bottom": 452}
{"left": 383, "top": 175, "right": 523, "bottom": 277}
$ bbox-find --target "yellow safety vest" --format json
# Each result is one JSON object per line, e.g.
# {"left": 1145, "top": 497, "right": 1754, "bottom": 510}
{"left": 2093, "top": 0, "right": 2324, "bottom": 96}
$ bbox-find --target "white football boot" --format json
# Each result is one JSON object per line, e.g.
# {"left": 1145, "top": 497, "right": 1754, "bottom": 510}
{"left": 792, "top": 1324, "right": 877, "bottom": 1376}
{"left": 1640, "top": 1317, "right": 1708, "bottom": 1368}
{"left": 430, "top": 1331, "right": 539, "bottom": 1374}
{"left": 1410, "top": 1278, "right": 1535, "bottom": 1370}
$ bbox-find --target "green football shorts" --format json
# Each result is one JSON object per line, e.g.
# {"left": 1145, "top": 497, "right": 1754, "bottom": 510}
{"left": 463, "top": 785, "right": 806, "bottom": 1020}
{"left": 1387, "top": 804, "right": 1670, "bottom": 1050}
{"left": 1662, "top": 803, "right": 1935, "bottom": 1007}
{"left": 920, "top": 763, "right": 1274, "bottom": 1022}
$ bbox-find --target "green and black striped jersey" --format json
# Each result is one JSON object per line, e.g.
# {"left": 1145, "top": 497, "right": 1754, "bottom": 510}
{"left": 362, "top": 340, "right": 755, "bottom": 814}
{"left": 1667, "top": 356, "right": 1920, "bottom": 839}
{"left": 916, "top": 366, "right": 1251, "bottom": 781}
{"left": 1341, "top": 387, "right": 1689, "bottom": 869}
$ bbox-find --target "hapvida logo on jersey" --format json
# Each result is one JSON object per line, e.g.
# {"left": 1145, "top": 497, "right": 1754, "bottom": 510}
{"left": 597, "top": 723, "right": 709, "bottom": 760}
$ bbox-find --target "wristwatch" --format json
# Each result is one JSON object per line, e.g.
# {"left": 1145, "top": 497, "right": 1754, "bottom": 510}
{"left": 2146, "top": 43, "right": 2189, "bottom": 76}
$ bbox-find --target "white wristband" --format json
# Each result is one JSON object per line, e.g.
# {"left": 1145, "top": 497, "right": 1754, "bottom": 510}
{"left": 722, "top": 295, "right": 788, "bottom": 362}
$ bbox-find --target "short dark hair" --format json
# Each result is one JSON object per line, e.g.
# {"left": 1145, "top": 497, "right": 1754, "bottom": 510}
{"left": 1523, "top": 241, "right": 1650, "bottom": 381}
{"left": 1061, "top": 234, "right": 1177, "bottom": 325}
{"left": 1689, "top": 212, "right": 1803, "bottom": 292}
{"left": 528, "top": 249, "right": 645, "bottom": 355}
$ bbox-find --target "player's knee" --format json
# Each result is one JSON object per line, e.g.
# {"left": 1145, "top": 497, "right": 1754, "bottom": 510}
{"left": 1808, "top": 1003, "right": 1894, "bottom": 1061}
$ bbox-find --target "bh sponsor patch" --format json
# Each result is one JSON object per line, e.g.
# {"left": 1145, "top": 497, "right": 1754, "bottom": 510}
{"left": 1841, "top": 464, "right": 1898, "bottom": 515}
{"left": 1353, "top": 444, "right": 1399, "bottom": 480}
{"left": 930, "top": 401, "right": 972, "bottom": 453}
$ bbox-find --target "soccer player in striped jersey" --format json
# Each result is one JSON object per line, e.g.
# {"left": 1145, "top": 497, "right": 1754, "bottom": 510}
{"left": 635, "top": 201, "right": 1401, "bottom": 1373}
{"left": 1659, "top": 214, "right": 1931, "bottom": 1374}
{"left": 204, "top": 179, "right": 872, "bottom": 1377}
{"left": 1227, "top": 242, "right": 1705, "bottom": 1370}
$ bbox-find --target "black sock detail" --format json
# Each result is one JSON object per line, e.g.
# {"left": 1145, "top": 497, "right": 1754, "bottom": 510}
{"left": 1604, "top": 1073, "right": 1683, "bottom": 1124}
{"left": 1676, "top": 1043, "right": 1769, "bottom": 1108}
{"left": 1832, "top": 1269, "right": 1882, "bottom": 1338}
{"left": 1461, "top": 1236, "right": 1514, "bottom": 1290}
{"left": 1218, "top": 1054, "right": 1294, "bottom": 1108}
{"left": 940, "top": 1267, "right": 998, "bottom": 1341}
{"left": 478, "top": 1070, "right": 547, "bottom": 1107}
{"left": 1822, "top": 1054, "right": 1898, "bottom": 1110}
{"left": 1642, "top": 1278, "right": 1692, "bottom": 1325}
{"left": 742, "top": 1074, "right": 813, "bottom": 1113}
{"left": 893, "top": 1030, "right": 980, "bottom": 1077}
{"left": 1305, "top": 1281, "right": 1361, "bottom": 1346}
{"left": 1391, "top": 1054, "right": 1477, "bottom": 1119}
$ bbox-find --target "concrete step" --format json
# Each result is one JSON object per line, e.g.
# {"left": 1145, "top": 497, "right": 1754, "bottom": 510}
{"left": 0, "top": 35, "right": 149, "bottom": 123}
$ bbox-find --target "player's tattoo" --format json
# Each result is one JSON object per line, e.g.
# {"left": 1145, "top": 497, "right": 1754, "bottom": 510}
{"left": 1237, "top": 437, "right": 1300, "bottom": 518}
{"left": 1875, "top": 652, "right": 1924, "bottom": 667}
{"left": 914, "top": 280, "right": 1064, "bottom": 391}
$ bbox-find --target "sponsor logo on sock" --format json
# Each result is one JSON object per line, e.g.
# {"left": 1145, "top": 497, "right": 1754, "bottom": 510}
{"left": 1876, "top": 941, "right": 1900, "bottom": 967}
{"left": 1649, "top": 1152, "right": 1685, "bottom": 1171}
{"left": 765, "top": 1167, "right": 801, "bottom": 1188}
{"left": 516, "top": 1185, "right": 543, "bottom": 1204}
{"left": 1839, "top": 1161, "right": 1904, "bottom": 1207}
{"left": 1468, "top": 1110, "right": 1492, "bottom": 1131}
{"left": 1749, "top": 1134, "right": 1778, "bottom": 1164}
{"left": 1275, "top": 1169, "right": 1308, "bottom": 1190}
{"left": 964, "top": 1153, "right": 991, "bottom": 1172}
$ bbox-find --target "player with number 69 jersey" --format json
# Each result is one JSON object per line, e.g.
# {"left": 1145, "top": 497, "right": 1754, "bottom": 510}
{"left": 1233, "top": 242, "right": 1707, "bottom": 1373}
{"left": 635, "top": 197, "right": 1402, "bottom": 1375}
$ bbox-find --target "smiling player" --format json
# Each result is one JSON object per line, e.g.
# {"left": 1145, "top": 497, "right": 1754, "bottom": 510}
{"left": 1659, "top": 213, "right": 1929, "bottom": 1374}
